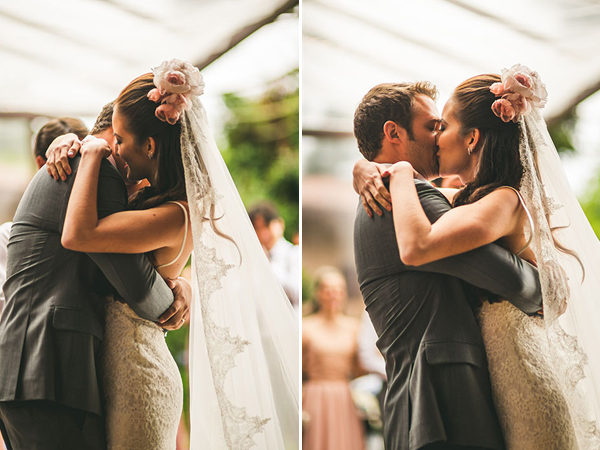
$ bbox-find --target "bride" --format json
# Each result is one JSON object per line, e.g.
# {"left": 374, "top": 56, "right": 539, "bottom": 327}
{"left": 53, "top": 59, "right": 298, "bottom": 449}
{"left": 355, "top": 65, "right": 600, "bottom": 449}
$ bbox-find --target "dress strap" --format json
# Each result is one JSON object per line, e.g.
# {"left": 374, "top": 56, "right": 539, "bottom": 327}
{"left": 156, "top": 201, "right": 189, "bottom": 269}
{"left": 499, "top": 186, "right": 535, "bottom": 256}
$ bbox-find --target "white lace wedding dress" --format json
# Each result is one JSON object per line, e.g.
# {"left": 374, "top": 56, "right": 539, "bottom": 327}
{"left": 477, "top": 187, "right": 577, "bottom": 450}
{"left": 478, "top": 301, "right": 577, "bottom": 449}
{"left": 101, "top": 298, "right": 183, "bottom": 450}
{"left": 100, "top": 201, "right": 189, "bottom": 450}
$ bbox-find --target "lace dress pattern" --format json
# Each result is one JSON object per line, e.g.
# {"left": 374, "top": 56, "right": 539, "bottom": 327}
{"left": 478, "top": 300, "right": 577, "bottom": 449}
{"left": 101, "top": 298, "right": 183, "bottom": 450}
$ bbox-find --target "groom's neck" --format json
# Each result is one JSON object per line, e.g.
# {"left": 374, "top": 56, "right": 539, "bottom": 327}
{"left": 374, "top": 157, "right": 433, "bottom": 181}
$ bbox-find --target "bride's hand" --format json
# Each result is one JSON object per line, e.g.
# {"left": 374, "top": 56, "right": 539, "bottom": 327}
{"left": 45, "top": 133, "right": 83, "bottom": 181}
{"left": 81, "top": 136, "right": 112, "bottom": 159}
{"left": 353, "top": 159, "right": 392, "bottom": 217}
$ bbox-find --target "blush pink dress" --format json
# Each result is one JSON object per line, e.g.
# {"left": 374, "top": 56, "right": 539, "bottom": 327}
{"left": 302, "top": 315, "right": 365, "bottom": 450}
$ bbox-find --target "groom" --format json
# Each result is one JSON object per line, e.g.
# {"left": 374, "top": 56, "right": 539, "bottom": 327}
{"left": 0, "top": 105, "right": 190, "bottom": 450}
{"left": 353, "top": 82, "right": 543, "bottom": 450}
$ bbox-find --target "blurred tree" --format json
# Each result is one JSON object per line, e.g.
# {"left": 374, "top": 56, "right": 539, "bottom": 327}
{"left": 220, "top": 69, "right": 299, "bottom": 240}
{"left": 548, "top": 108, "right": 578, "bottom": 155}
{"left": 548, "top": 106, "right": 600, "bottom": 239}
{"left": 302, "top": 268, "right": 314, "bottom": 313}
{"left": 581, "top": 176, "right": 600, "bottom": 238}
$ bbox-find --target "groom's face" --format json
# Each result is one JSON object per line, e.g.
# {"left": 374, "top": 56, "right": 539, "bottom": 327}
{"left": 403, "top": 95, "right": 440, "bottom": 180}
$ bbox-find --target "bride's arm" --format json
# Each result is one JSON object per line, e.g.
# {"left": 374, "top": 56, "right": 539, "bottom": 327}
{"left": 62, "top": 139, "right": 185, "bottom": 254}
{"left": 389, "top": 161, "right": 521, "bottom": 266}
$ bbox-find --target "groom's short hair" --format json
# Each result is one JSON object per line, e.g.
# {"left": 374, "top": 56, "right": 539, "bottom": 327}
{"left": 354, "top": 82, "right": 438, "bottom": 161}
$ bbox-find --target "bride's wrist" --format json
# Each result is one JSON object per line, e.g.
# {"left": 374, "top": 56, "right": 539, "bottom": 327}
{"left": 80, "top": 148, "right": 104, "bottom": 159}
{"left": 81, "top": 139, "right": 110, "bottom": 159}
{"left": 388, "top": 161, "right": 414, "bottom": 177}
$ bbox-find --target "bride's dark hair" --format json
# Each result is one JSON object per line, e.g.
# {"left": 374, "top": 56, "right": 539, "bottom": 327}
{"left": 116, "top": 71, "right": 241, "bottom": 259}
{"left": 450, "top": 74, "right": 523, "bottom": 208}
{"left": 452, "top": 73, "right": 583, "bottom": 279}
{"left": 115, "top": 73, "right": 186, "bottom": 210}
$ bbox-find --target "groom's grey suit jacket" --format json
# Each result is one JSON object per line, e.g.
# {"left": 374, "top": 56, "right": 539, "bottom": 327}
{"left": 0, "top": 157, "right": 174, "bottom": 417}
{"left": 354, "top": 179, "right": 543, "bottom": 450}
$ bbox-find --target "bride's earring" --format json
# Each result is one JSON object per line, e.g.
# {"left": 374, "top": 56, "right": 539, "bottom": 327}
{"left": 467, "top": 145, "right": 474, "bottom": 155}
{"left": 148, "top": 152, "right": 154, "bottom": 160}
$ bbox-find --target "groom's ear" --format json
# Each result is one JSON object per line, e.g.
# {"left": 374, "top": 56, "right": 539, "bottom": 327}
{"left": 383, "top": 121, "right": 407, "bottom": 145}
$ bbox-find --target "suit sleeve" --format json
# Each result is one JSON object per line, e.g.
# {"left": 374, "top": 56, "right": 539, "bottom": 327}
{"left": 84, "top": 160, "right": 174, "bottom": 321}
{"left": 408, "top": 181, "right": 542, "bottom": 314}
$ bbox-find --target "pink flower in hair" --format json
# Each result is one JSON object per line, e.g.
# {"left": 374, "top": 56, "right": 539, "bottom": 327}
{"left": 166, "top": 71, "right": 185, "bottom": 86}
{"left": 155, "top": 104, "right": 181, "bottom": 125}
{"left": 153, "top": 59, "right": 205, "bottom": 96}
{"left": 150, "top": 58, "right": 205, "bottom": 124}
{"left": 490, "top": 64, "right": 548, "bottom": 122}
{"left": 147, "top": 88, "right": 163, "bottom": 103}
{"left": 490, "top": 82, "right": 507, "bottom": 96}
{"left": 491, "top": 98, "right": 517, "bottom": 123}
{"left": 514, "top": 72, "right": 532, "bottom": 89}
{"left": 504, "top": 93, "right": 531, "bottom": 117}
{"left": 163, "top": 93, "right": 188, "bottom": 109}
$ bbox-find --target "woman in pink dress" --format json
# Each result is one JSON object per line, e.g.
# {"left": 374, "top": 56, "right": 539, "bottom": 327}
{"left": 302, "top": 266, "right": 365, "bottom": 450}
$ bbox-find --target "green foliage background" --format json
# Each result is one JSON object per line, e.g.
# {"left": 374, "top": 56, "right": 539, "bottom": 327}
{"left": 220, "top": 68, "right": 300, "bottom": 239}
{"left": 547, "top": 108, "right": 600, "bottom": 239}
{"left": 581, "top": 177, "right": 600, "bottom": 237}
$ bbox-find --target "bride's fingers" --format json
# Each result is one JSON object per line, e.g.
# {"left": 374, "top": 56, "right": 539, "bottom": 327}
{"left": 67, "top": 139, "right": 82, "bottom": 158}
{"left": 47, "top": 154, "right": 60, "bottom": 181}
{"left": 361, "top": 196, "right": 374, "bottom": 218}
{"left": 58, "top": 148, "right": 73, "bottom": 177}
{"left": 372, "top": 176, "right": 392, "bottom": 208}
{"left": 364, "top": 191, "right": 384, "bottom": 217}
{"left": 373, "top": 189, "right": 392, "bottom": 211}
{"left": 54, "top": 159, "right": 68, "bottom": 181}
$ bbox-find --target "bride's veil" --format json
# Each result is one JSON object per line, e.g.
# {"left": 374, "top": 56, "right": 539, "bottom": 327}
{"left": 180, "top": 96, "right": 299, "bottom": 449}
{"left": 520, "top": 107, "right": 600, "bottom": 448}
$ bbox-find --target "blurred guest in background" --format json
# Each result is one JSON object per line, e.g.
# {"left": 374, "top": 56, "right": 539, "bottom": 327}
{"left": 249, "top": 201, "right": 299, "bottom": 313}
{"left": 302, "top": 266, "right": 365, "bottom": 450}
{"left": 33, "top": 117, "right": 89, "bottom": 170}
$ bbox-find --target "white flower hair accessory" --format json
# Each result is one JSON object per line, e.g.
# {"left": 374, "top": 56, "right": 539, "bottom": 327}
{"left": 147, "top": 59, "right": 205, "bottom": 125}
{"left": 490, "top": 64, "right": 548, "bottom": 123}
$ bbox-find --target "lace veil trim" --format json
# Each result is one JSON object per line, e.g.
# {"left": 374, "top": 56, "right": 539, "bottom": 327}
{"left": 519, "top": 109, "right": 600, "bottom": 448}
{"left": 181, "top": 98, "right": 299, "bottom": 449}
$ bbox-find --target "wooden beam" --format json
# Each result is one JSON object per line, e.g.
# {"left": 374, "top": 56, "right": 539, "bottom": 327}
{"left": 303, "top": 128, "right": 353, "bottom": 138}
{"left": 546, "top": 79, "right": 600, "bottom": 127}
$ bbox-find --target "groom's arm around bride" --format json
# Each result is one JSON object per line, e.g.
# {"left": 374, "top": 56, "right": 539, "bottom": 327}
{"left": 0, "top": 145, "right": 185, "bottom": 450}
